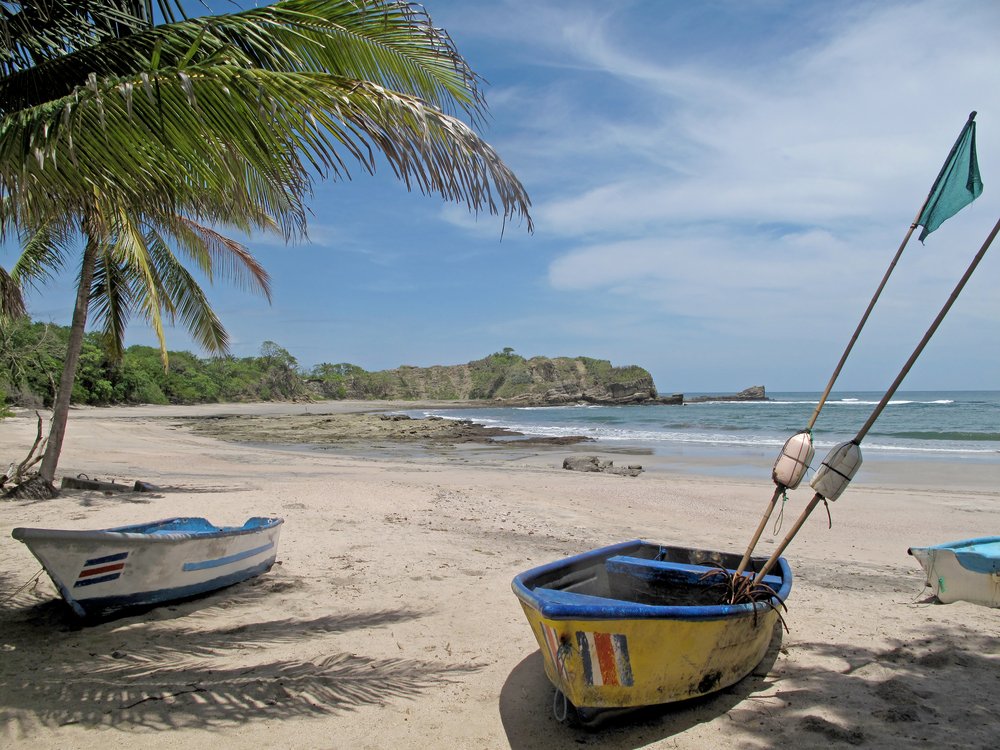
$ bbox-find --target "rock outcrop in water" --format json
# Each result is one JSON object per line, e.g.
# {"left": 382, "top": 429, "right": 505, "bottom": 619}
{"left": 684, "top": 385, "right": 768, "bottom": 403}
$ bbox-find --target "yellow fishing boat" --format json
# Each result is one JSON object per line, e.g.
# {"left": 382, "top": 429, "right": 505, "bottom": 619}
{"left": 512, "top": 539, "right": 792, "bottom": 721}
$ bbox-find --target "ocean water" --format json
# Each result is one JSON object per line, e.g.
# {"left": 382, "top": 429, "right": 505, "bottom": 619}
{"left": 408, "top": 391, "right": 1000, "bottom": 463}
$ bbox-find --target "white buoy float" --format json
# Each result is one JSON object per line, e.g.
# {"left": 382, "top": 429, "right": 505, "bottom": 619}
{"left": 810, "top": 440, "right": 863, "bottom": 501}
{"left": 771, "top": 430, "right": 815, "bottom": 490}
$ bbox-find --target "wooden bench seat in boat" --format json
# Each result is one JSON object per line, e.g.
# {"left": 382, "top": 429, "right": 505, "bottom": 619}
{"left": 605, "top": 555, "right": 784, "bottom": 589}
{"left": 604, "top": 555, "right": 784, "bottom": 606}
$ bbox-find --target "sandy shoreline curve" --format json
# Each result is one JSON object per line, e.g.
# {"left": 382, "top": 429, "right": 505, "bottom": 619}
{"left": 2, "top": 401, "right": 999, "bottom": 748}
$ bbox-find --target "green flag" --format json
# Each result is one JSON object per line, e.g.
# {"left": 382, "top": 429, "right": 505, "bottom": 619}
{"left": 917, "top": 112, "right": 984, "bottom": 241}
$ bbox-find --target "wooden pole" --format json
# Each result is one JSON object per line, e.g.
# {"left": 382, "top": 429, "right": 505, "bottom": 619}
{"left": 806, "top": 112, "right": 978, "bottom": 431}
{"left": 754, "top": 213, "right": 1000, "bottom": 582}
{"left": 754, "top": 495, "right": 822, "bottom": 582}
{"left": 739, "top": 113, "right": 984, "bottom": 571}
{"left": 735, "top": 486, "right": 782, "bottom": 576}
{"left": 853, "top": 214, "right": 1000, "bottom": 444}
{"left": 805, "top": 225, "right": 915, "bottom": 431}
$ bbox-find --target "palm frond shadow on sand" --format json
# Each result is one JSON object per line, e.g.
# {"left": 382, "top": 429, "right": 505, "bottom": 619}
{"left": 0, "top": 575, "right": 484, "bottom": 732}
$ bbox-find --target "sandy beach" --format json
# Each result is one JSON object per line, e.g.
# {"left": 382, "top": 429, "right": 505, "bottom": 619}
{"left": 2, "top": 401, "right": 999, "bottom": 749}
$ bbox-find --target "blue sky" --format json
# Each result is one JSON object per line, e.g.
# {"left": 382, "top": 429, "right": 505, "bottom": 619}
{"left": 11, "top": 0, "right": 1000, "bottom": 392}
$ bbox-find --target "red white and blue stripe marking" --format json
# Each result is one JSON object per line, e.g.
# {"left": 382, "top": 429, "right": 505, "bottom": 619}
{"left": 576, "top": 630, "right": 634, "bottom": 687}
{"left": 73, "top": 551, "right": 128, "bottom": 588}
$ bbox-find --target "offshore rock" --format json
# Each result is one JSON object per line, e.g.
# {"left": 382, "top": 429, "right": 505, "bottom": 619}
{"left": 685, "top": 385, "right": 768, "bottom": 403}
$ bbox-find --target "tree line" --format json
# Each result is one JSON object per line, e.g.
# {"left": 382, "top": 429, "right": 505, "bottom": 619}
{"left": 0, "top": 319, "right": 380, "bottom": 411}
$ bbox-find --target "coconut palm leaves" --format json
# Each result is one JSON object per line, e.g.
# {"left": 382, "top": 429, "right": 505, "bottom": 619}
{"left": 13, "top": 211, "right": 270, "bottom": 362}
{"left": 0, "top": 0, "right": 533, "bottom": 232}
{"left": 93, "top": 214, "right": 272, "bottom": 363}
{"left": 0, "top": 265, "right": 25, "bottom": 318}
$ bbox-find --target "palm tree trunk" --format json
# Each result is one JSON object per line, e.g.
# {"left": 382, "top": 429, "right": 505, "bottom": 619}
{"left": 38, "top": 234, "right": 99, "bottom": 484}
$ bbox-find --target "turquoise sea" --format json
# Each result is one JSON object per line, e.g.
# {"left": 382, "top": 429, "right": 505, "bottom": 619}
{"left": 409, "top": 391, "right": 1000, "bottom": 464}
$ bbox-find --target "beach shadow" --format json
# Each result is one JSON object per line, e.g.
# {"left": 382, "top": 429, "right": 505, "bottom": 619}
{"left": 1, "top": 563, "right": 300, "bottom": 627}
{"left": 0, "top": 599, "right": 482, "bottom": 733}
{"left": 499, "top": 621, "right": 785, "bottom": 749}
{"left": 739, "top": 624, "right": 1000, "bottom": 747}
{"left": 501, "top": 619, "right": 999, "bottom": 748}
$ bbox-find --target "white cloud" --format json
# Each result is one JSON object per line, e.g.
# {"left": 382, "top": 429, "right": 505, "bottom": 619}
{"left": 481, "top": 0, "right": 1000, "bottom": 244}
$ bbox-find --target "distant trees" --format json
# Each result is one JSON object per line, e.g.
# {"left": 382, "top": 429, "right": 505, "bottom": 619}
{"left": 0, "top": 320, "right": 402, "bottom": 408}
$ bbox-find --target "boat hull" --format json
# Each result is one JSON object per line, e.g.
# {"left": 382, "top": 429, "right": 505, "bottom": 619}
{"left": 908, "top": 537, "right": 1000, "bottom": 607}
{"left": 512, "top": 540, "right": 792, "bottom": 711}
{"left": 12, "top": 517, "right": 283, "bottom": 617}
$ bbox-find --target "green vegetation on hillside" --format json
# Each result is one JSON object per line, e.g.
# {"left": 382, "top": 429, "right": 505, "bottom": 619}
{"left": 0, "top": 322, "right": 657, "bottom": 409}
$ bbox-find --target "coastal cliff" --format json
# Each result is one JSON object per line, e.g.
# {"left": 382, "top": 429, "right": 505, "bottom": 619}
{"left": 306, "top": 351, "right": 766, "bottom": 407}
{"left": 312, "top": 350, "right": 673, "bottom": 406}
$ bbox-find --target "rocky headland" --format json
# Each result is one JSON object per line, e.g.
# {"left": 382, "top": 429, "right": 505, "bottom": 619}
{"left": 308, "top": 350, "right": 759, "bottom": 407}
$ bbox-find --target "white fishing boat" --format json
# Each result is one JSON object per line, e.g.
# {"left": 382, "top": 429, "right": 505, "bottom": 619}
{"left": 11, "top": 516, "right": 283, "bottom": 617}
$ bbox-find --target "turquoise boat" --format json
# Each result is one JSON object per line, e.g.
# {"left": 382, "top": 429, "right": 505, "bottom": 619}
{"left": 908, "top": 537, "right": 1000, "bottom": 608}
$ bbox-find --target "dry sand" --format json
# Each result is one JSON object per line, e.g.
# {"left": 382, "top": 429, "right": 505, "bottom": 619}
{"left": 1, "top": 401, "right": 999, "bottom": 748}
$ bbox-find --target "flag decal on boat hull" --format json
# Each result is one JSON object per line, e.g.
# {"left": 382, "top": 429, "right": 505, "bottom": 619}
{"left": 74, "top": 551, "right": 128, "bottom": 587}
{"left": 577, "top": 630, "right": 634, "bottom": 687}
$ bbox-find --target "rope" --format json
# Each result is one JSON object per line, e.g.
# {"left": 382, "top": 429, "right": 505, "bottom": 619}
{"left": 552, "top": 689, "right": 568, "bottom": 722}
{"left": 771, "top": 490, "right": 787, "bottom": 535}
{"left": 0, "top": 567, "right": 43, "bottom": 605}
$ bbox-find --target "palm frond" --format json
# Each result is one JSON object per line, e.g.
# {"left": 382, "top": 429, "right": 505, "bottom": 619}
{"left": 104, "top": 209, "right": 170, "bottom": 362}
{"left": 89, "top": 246, "right": 137, "bottom": 361}
{"left": 0, "top": 264, "right": 26, "bottom": 318}
{"left": 1, "top": 1, "right": 480, "bottom": 116}
{"left": 144, "top": 228, "right": 229, "bottom": 356}
{"left": 0, "top": 2, "right": 189, "bottom": 75}
{"left": 10, "top": 219, "right": 76, "bottom": 290}
{"left": 0, "top": 61, "right": 531, "bottom": 232}
{"left": 155, "top": 214, "right": 273, "bottom": 301}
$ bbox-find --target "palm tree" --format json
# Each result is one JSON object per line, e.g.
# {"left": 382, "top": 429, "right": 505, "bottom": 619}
{"left": 0, "top": 1, "right": 532, "bottom": 490}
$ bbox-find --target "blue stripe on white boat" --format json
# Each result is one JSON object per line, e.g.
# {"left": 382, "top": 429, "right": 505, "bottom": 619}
{"left": 79, "top": 559, "right": 276, "bottom": 614}
{"left": 182, "top": 542, "right": 274, "bottom": 571}
{"left": 74, "top": 572, "right": 123, "bottom": 587}
{"left": 84, "top": 551, "right": 129, "bottom": 566}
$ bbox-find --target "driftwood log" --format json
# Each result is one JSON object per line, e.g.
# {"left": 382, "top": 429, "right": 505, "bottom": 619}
{"left": 2, "top": 412, "right": 58, "bottom": 499}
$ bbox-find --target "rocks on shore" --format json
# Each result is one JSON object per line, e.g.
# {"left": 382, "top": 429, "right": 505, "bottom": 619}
{"left": 187, "top": 411, "right": 594, "bottom": 448}
{"left": 562, "top": 455, "right": 643, "bottom": 477}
